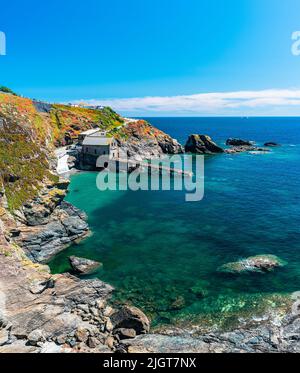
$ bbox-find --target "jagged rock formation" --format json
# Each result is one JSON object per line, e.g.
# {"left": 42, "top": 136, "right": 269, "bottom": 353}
{"left": 185, "top": 134, "right": 224, "bottom": 154}
{"left": 225, "top": 138, "right": 271, "bottom": 154}
{"left": 69, "top": 256, "right": 103, "bottom": 275}
{"left": 113, "top": 120, "right": 184, "bottom": 160}
{"left": 16, "top": 200, "right": 89, "bottom": 263}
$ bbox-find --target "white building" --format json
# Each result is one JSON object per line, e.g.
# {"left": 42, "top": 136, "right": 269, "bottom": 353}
{"left": 80, "top": 130, "right": 119, "bottom": 160}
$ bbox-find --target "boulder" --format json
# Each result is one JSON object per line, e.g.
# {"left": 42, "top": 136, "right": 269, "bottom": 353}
{"left": 185, "top": 135, "right": 224, "bottom": 154}
{"left": 75, "top": 327, "right": 89, "bottom": 343}
{"left": 226, "top": 138, "right": 253, "bottom": 146}
{"left": 264, "top": 142, "right": 281, "bottom": 147}
{"left": 27, "top": 329, "right": 45, "bottom": 346}
{"left": 114, "top": 328, "right": 136, "bottom": 340}
{"left": 69, "top": 256, "right": 103, "bottom": 275}
{"left": 110, "top": 306, "right": 150, "bottom": 335}
{"left": 87, "top": 336, "right": 100, "bottom": 348}
{"left": 218, "top": 255, "right": 287, "bottom": 274}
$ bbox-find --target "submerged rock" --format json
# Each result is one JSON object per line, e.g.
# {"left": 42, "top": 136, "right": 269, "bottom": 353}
{"left": 185, "top": 134, "right": 224, "bottom": 154}
{"left": 219, "top": 255, "right": 287, "bottom": 274}
{"left": 264, "top": 142, "right": 281, "bottom": 147}
{"left": 169, "top": 296, "right": 186, "bottom": 310}
{"left": 69, "top": 256, "right": 103, "bottom": 275}
{"left": 110, "top": 305, "right": 150, "bottom": 335}
{"left": 190, "top": 280, "right": 210, "bottom": 298}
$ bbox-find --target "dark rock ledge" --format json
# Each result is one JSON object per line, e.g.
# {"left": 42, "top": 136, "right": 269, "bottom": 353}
{"left": 11, "top": 179, "right": 89, "bottom": 263}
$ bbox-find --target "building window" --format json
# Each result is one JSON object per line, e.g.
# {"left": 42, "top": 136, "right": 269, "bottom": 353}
{"left": 95, "top": 149, "right": 97, "bottom": 155}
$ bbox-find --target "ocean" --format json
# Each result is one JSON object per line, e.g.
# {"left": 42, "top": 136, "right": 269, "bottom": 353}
{"left": 49, "top": 117, "right": 300, "bottom": 328}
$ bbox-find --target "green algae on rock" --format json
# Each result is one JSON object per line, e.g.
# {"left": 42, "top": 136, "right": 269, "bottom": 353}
{"left": 218, "top": 255, "right": 287, "bottom": 274}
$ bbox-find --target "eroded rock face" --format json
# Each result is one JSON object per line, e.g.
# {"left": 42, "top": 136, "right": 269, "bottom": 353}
{"left": 22, "top": 179, "right": 70, "bottom": 226}
{"left": 16, "top": 201, "right": 89, "bottom": 263}
{"left": 0, "top": 245, "right": 115, "bottom": 353}
{"left": 185, "top": 135, "right": 224, "bottom": 154}
{"left": 111, "top": 306, "right": 150, "bottom": 335}
{"left": 69, "top": 256, "right": 103, "bottom": 275}
{"left": 117, "top": 120, "right": 184, "bottom": 160}
{"left": 218, "top": 255, "right": 287, "bottom": 274}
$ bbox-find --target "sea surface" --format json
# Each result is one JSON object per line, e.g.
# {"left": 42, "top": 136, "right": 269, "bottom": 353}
{"left": 49, "top": 117, "right": 300, "bottom": 328}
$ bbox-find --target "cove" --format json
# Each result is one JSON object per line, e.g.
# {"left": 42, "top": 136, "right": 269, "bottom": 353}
{"left": 49, "top": 117, "right": 300, "bottom": 328}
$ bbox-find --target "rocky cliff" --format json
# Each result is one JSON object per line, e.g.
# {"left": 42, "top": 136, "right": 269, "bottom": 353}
{"left": 1, "top": 92, "right": 299, "bottom": 354}
{"left": 0, "top": 91, "right": 182, "bottom": 352}
{"left": 112, "top": 119, "right": 183, "bottom": 159}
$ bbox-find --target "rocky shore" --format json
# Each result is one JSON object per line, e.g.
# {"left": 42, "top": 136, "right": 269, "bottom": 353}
{"left": 2, "top": 177, "right": 89, "bottom": 263}
{"left": 0, "top": 239, "right": 152, "bottom": 353}
{"left": 0, "top": 94, "right": 297, "bottom": 353}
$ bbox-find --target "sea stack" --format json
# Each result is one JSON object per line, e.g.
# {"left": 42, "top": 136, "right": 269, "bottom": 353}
{"left": 185, "top": 134, "right": 224, "bottom": 154}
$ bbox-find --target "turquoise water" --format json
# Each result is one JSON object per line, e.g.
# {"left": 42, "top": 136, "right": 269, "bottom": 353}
{"left": 49, "top": 117, "right": 300, "bottom": 328}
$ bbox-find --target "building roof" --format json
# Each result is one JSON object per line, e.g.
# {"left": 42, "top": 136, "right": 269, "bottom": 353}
{"left": 79, "top": 128, "right": 101, "bottom": 136}
{"left": 89, "top": 131, "right": 107, "bottom": 137}
{"left": 82, "top": 136, "right": 113, "bottom": 146}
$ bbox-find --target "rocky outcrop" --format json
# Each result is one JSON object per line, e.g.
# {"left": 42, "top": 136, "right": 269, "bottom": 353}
{"left": 15, "top": 200, "right": 89, "bottom": 263}
{"left": 21, "top": 179, "right": 70, "bottom": 226}
{"left": 226, "top": 138, "right": 253, "bottom": 146}
{"left": 0, "top": 238, "right": 118, "bottom": 353}
{"left": 225, "top": 146, "right": 271, "bottom": 154}
{"left": 69, "top": 256, "right": 103, "bottom": 275}
{"left": 225, "top": 138, "right": 273, "bottom": 154}
{"left": 218, "top": 255, "right": 287, "bottom": 274}
{"left": 110, "top": 306, "right": 150, "bottom": 335}
{"left": 116, "top": 120, "right": 184, "bottom": 160}
{"left": 116, "top": 292, "right": 300, "bottom": 353}
{"left": 185, "top": 134, "right": 224, "bottom": 154}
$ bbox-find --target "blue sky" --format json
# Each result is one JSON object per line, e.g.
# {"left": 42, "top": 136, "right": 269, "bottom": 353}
{"left": 1, "top": 0, "right": 300, "bottom": 115}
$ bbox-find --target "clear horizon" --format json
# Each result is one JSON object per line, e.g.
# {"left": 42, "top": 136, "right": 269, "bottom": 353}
{"left": 1, "top": 0, "right": 300, "bottom": 116}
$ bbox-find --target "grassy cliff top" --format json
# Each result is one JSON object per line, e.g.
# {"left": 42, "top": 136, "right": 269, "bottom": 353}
{"left": 0, "top": 92, "right": 124, "bottom": 210}
{"left": 0, "top": 93, "right": 124, "bottom": 147}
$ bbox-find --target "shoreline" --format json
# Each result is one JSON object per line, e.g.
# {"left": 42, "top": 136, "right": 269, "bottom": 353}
{"left": 1, "top": 93, "right": 299, "bottom": 352}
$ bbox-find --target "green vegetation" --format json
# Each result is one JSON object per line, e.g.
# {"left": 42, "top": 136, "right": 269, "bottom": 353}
{"left": 0, "top": 92, "right": 126, "bottom": 210}
{"left": 0, "top": 116, "right": 58, "bottom": 210}
{"left": 0, "top": 86, "right": 18, "bottom": 96}
{"left": 50, "top": 105, "right": 124, "bottom": 146}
